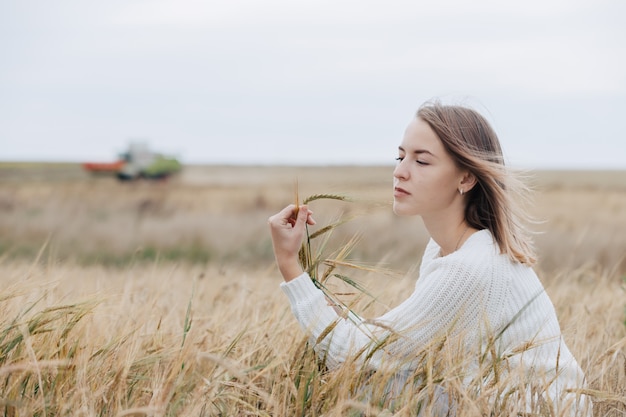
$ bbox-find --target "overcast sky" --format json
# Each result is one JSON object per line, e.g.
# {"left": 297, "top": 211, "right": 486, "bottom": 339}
{"left": 1, "top": 0, "right": 625, "bottom": 169}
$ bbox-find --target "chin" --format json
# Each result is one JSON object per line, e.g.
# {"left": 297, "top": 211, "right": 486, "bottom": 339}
{"left": 392, "top": 202, "right": 412, "bottom": 217}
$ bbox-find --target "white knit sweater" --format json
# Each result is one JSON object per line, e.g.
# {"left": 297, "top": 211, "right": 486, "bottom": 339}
{"left": 280, "top": 229, "right": 590, "bottom": 414}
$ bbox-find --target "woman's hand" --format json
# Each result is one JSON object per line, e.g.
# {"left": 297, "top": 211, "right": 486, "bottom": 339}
{"left": 268, "top": 204, "right": 316, "bottom": 282}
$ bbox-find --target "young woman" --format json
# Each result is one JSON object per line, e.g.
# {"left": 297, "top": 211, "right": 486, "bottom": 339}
{"left": 268, "top": 102, "right": 591, "bottom": 415}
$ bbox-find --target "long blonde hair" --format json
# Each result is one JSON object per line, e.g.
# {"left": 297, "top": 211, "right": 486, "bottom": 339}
{"left": 417, "top": 102, "right": 536, "bottom": 265}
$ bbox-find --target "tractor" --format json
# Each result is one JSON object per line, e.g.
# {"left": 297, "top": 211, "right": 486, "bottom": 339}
{"left": 82, "top": 142, "right": 181, "bottom": 181}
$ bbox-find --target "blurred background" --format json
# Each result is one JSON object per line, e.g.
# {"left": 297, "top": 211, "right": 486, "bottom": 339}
{"left": 1, "top": 0, "right": 625, "bottom": 275}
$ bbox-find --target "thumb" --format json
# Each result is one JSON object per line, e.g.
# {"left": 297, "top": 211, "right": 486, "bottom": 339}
{"left": 296, "top": 205, "right": 309, "bottom": 224}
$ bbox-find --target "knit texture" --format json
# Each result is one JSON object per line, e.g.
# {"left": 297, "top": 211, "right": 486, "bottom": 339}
{"left": 280, "top": 229, "right": 589, "bottom": 414}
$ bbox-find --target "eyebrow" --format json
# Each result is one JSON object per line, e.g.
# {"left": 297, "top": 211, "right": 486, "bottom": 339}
{"left": 398, "top": 146, "right": 437, "bottom": 158}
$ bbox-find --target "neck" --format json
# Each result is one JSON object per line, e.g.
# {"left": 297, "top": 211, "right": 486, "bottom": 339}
{"left": 422, "top": 213, "right": 472, "bottom": 256}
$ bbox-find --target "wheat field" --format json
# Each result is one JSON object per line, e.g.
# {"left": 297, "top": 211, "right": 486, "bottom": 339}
{"left": 0, "top": 163, "right": 625, "bottom": 416}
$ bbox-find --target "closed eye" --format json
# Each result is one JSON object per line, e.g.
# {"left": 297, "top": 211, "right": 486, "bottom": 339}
{"left": 396, "top": 156, "right": 428, "bottom": 165}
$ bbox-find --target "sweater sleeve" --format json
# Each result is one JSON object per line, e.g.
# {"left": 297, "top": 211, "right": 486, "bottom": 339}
{"left": 280, "top": 247, "right": 505, "bottom": 370}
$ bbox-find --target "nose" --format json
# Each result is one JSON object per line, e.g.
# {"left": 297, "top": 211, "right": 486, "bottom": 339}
{"left": 393, "top": 159, "right": 409, "bottom": 181}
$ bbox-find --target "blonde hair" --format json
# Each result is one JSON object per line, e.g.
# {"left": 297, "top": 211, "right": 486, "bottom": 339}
{"left": 417, "top": 102, "right": 536, "bottom": 265}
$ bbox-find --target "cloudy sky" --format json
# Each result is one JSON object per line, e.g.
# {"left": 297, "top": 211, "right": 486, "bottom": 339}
{"left": 1, "top": 0, "right": 625, "bottom": 169}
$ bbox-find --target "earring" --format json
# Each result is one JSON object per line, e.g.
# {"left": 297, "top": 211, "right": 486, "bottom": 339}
{"left": 459, "top": 189, "right": 464, "bottom": 195}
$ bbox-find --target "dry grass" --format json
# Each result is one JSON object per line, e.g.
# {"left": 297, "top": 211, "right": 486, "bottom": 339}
{"left": 1, "top": 164, "right": 624, "bottom": 273}
{"left": 0, "top": 260, "right": 623, "bottom": 416}
{"left": 0, "top": 163, "right": 625, "bottom": 415}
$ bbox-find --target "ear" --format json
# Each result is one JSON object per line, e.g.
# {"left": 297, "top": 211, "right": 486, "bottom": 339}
{"left": 458, "top": 171, "right": 477, "bottom": 194}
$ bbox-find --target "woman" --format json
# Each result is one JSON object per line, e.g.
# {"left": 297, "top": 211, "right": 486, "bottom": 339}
{"left": 268, "top": 102, "right": 591, "bottom": 415}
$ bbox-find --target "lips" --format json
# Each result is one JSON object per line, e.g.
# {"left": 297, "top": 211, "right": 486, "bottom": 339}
{"left": 394, "top": 186, "right": 411, "bottom": 197}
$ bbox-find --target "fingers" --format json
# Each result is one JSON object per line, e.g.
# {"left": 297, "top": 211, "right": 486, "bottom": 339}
{"left": 295, "top": 205, "right": 317, "bottom": 228}
{"left": 268, "top": 204, "right": 315, "bottom": 227}
{"left": 268, "top": 204, "right": 297, "bottom": 226}
{"left": 305, "top": 208, "right": 316, "bottom": 226}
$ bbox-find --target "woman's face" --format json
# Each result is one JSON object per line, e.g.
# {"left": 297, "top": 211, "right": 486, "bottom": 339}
{"left": 393, "top": 117, "right": 465, "bottom": 217}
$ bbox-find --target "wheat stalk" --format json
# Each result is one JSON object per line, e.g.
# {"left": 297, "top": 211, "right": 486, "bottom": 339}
{"left": 291, "top": 183, "right": 392, "bottom": 352}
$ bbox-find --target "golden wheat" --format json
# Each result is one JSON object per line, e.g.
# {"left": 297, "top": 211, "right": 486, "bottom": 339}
{"left": 0, "top": 258, "right": 623, "bottom": 416}
{"left": 0, "top": 164, "right": 624, "bottom": 415}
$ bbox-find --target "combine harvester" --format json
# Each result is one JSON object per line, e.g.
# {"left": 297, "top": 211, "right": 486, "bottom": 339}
{"left": 82, "top": 142, "right": 181, "bottom": 181}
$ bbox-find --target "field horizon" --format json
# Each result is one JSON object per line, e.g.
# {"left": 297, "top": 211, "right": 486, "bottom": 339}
{"left": 1, "top": 162, "right": 624, "bottom": 273}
